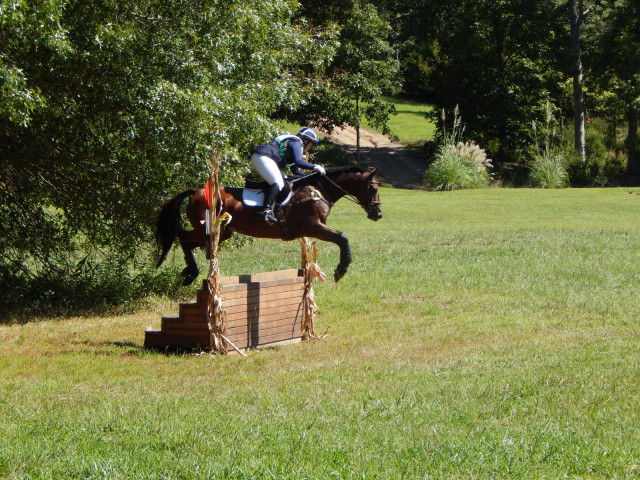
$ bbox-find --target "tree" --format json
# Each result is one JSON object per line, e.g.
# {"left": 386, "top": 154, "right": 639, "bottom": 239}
{"left": 567, "top": 0, "right": 587, "bottom": 162}
{"left": 295, "top": 0, "right": 400, "bottom": 163}
{"left": 407, "top": 0, "right": 567, "bottom": 171}
{"left": 332, "top": 2, "right": 399, "bottom": 163}
{"left": 594, "top": 0, "right": 640, "bottom": 176}
{"left": 0, "top": 0, "right": 318, "bottom": 310}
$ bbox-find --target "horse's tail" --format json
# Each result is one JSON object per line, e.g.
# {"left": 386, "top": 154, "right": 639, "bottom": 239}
{"left": 156, "top": 189, "right": 197, "bottom": 267}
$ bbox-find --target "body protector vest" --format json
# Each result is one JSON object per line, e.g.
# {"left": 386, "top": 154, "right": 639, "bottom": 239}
{"left": 274, "top": 135, "right": 303, "bottom": 169}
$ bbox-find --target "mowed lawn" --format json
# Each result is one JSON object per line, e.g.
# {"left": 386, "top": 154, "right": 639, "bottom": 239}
{"left": 1, "top": 187, "right": 639, "bottom": 479}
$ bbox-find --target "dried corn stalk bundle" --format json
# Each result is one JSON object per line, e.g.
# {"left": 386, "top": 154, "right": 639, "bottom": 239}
{"left": 206, "top": 153, "right": 239, "bottom": 355}
{"left": 299, "top": 237, "right": 326, "bottom": 339}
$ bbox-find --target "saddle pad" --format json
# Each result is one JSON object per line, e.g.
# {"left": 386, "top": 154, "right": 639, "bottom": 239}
{"left": 242, "top": 188, "right": 264, "bottom": 207}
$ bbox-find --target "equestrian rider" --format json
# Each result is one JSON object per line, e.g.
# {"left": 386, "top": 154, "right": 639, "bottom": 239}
{"left": 251, "top": 127, "right": 326, "bottom": 224}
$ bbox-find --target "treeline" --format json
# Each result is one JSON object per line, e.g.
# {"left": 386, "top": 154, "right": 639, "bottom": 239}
{"left": 371, "top": 0, "right": 639, "bottom": 183}
{"left": 1, "top": 0, "right": 637, "bottom": 312}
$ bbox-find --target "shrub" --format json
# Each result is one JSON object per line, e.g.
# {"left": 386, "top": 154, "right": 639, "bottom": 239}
{"left": 529, "top": 151, "right": 569, "bottom": 188}
{"left": 424, "top": 141, "right": 493, "bottom": 190}
{"left": 423, "top": 107, "right": 493, "bottom": 191}
{"left": 528, "top": 102, "right": 568, "bottom": 188}
{"left": 566, "top": 150, "right": 626, "bottom": 186}
{"left": 0, "top": 254, "right": 184, "bottom": 318}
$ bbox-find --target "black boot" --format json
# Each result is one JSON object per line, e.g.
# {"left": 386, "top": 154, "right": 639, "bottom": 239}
{"left": 259, "top": 183, "right": 280, "bottom": 225}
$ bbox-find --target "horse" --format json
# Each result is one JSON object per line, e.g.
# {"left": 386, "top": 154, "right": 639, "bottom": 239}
{"left": 156, "top": 166, "right": 382, "bottom": 285}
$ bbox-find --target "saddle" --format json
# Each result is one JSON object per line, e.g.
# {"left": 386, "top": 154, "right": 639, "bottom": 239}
{"left": 241, "top": 174, "right": 324, "bottom": 238}
{"left": 241, "top": 173, "right": 320, "bottom": 209}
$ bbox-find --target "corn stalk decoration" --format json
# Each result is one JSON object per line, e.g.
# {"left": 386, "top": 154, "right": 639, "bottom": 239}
{"left": 299, "top": 237, "right": 326, "bottom": 339}
{"left": 206, "top": 153, "right": 240, "bottom": 355}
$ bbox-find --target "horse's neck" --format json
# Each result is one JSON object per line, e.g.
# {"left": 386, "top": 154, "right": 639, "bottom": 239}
{"left": 319, "top": 174, "right": 349, "bottom": 203}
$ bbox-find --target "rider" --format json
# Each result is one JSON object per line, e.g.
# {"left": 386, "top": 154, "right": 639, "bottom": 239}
{"left": 251, "top": 127, "right": 326, "bottom": 224}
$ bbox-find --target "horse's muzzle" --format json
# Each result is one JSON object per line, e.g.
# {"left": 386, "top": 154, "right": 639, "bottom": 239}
{"left": 367, "top": 202, "right": 382, "bottom": 221}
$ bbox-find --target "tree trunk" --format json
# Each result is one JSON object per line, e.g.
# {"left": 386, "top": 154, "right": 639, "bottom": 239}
{"left": 356, "top": 97, "right": 361, "bottom": 165}
{"left": 627, "top": 106, "right": 639, "bottom": 176}
{"left": 568, "top": 0, "right": 586, "bottom": 163}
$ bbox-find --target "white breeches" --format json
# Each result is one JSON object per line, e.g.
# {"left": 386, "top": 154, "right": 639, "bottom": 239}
{"left": 251, "top": 154, "right": 284, "bottom": 190}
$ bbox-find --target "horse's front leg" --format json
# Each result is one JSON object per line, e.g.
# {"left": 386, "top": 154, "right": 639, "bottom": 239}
{"left": 307, "top": 224, "right": 351, "bottom": 282}
{"left": 333, "top": 233, "right": 351, "bottom": 282}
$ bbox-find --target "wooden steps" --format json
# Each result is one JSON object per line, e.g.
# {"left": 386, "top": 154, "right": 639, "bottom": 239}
{"left": 144, "top": 269, "right": 306, "bottom": 352}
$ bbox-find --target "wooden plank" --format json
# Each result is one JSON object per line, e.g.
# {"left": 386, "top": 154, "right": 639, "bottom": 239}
{"left": 179, "top": 311, "right": 209, "bottom": 324}
{"left": 161, "top": 315, "right": 206, "bottom": 325}
{"left": 161, "top": 323, "right": 210, "bottom": 335}
{"left": 170, "top": 298, "right": 303, "bottom": 325}
{"left": 145, "top": 325, "right": 303, "bottom": 351}
{"left": 198, "top": 275, "right": 304, "bottom": 294}
{"left": 179, "top": 303, "right": 206, "bottom": 318}
{"left": 221, "top": 269, "right": 303, "bottom": 285}
{"left": 144, "top": 331, "right": 211, "bottom": 350}
{"left": 224, "top": 298, "right": 302, "bottom": 316}
{"left": 228, "top": 329, "right": 304, "bottom": 349}
{"left": 198, "top": 269, "right": 303, "bottom": 291}
{"left": 163, "top": 307, "right": 302, "bottom": 333}
{"left": 220, "top": 280, "right": 304, "bottom": 299}
{"left": 226, "top": 320, "right": 302, "bottom": 339}
{"left": 159, "top": 317, "right": 207, "bottom": 334}
{"left": 226, "top": 312, "right": 302, "bottom": 332}
{"left": 165, "top": 304, "right": 304, "bottom": 331}
{"left": 222, "top": 288, "right": 304, "bottom": 307}
{"left": 225, "top": 312, "right": 300, "bottom": 328}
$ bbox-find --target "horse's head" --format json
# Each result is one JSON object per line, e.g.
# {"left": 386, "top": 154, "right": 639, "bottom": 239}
{"left": 362, "top": 168, "right": 382, "bottom": 221}
{"left": 323, "top": 166, "right": 382, "bottom": 221}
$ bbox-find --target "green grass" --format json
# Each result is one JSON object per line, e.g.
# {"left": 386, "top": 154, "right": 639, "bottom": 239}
{"left": 280, "top": 98, "right": 435, "bottom": 144}
{"left": 367, "top": 97, "right": 435, "bottom": 144}
{"left": 2, "top": 188, "right": 640, "bottom": 479}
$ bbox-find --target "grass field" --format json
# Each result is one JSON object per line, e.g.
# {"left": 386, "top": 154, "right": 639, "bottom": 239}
{"left": 2, "top": 187, "right": 640, "bottom": 479}
{"left": 367, "top": 97, "right": 435, "bottom": 144}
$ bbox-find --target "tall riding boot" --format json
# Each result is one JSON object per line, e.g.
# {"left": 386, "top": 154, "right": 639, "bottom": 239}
{"left": 260, "top": 183, "right": 280, "bottom": 225}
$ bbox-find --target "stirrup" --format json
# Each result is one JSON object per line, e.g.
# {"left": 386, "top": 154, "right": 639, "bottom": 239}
{"left": 260, "top": 209, "right": 277, "bottom": 225}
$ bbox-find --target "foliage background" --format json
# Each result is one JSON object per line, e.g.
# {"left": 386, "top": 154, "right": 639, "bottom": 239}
{"left": 1, "top": 0, "right": 639, "bottom": 313}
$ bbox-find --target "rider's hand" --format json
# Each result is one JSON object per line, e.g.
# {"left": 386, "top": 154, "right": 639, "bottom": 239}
{"left": 313, "top": 164, "right": 326, "bottom": 175}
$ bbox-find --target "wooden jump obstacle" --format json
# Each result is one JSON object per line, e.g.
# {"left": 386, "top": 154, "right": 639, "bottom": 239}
{"left": 145, "top": 152, "right": 324, "bottom": 354}
{"left": 144, "top": 268, "right": 312, "bottom": 352}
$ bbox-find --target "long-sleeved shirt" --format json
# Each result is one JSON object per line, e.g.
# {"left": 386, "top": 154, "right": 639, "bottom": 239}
{"left": 253, "top": 135, "right": 315, "bottom": 175}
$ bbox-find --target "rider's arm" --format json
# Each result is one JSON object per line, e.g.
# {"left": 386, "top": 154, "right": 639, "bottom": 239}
{"left": 287, "top": 141, "right": 315, "bottom": 174}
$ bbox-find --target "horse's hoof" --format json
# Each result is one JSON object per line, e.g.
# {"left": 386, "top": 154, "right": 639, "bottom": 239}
{"left": 334, "top": 266, "right": 347, "bottom": 282}
{"left": 183, "top": 275, "right": 196, "bottom": 286}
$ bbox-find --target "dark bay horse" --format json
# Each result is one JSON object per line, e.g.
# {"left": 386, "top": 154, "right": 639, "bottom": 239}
{"left": 156, "top": 166, "right": 382, "bottom": 285}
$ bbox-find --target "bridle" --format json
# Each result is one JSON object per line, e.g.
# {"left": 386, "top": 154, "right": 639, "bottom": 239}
{"left": 322, "top": 174, "right": 381, "bottom": 217}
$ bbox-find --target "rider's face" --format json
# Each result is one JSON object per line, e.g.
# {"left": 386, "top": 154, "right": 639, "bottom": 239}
{"left": 303, "top": 139, "right": 314, "bottom": 153}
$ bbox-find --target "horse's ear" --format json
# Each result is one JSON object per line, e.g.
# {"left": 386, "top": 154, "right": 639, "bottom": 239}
{"left": 368, "top": 167, "right": 378, "bottom": 177}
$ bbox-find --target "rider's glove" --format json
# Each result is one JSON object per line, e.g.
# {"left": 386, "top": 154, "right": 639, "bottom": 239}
{"left": 313, "top": 164, "right": 326, "bottom": 175}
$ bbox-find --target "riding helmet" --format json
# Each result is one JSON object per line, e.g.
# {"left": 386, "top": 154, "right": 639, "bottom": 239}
{"left": 298, "top": 127, "right": 320, "bottom": 143}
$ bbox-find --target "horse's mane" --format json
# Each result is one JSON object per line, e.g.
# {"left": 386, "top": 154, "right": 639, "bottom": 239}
{"left": 325, "top": 166, "right": 371, "bottom": 176}
{"left": 289, "top": 166, "right": 373, "bottom": 191}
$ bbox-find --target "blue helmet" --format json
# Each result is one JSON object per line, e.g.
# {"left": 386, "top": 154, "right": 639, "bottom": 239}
{"left": 298, "top": 127, "right": 320, "bottom": 143}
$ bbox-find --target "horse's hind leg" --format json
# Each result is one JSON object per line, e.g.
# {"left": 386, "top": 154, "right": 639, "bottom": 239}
{"left": 178, "top": 230, "right": 202, "bottom": 286}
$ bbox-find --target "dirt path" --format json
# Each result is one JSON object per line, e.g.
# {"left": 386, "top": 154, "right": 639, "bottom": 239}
{"left": 324, "top": 125, "right": 427, "bottom": 190}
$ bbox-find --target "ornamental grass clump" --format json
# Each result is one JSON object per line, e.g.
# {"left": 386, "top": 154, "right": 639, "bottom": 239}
{"left": 528, "top": 103, "right": 569, "bottom": 188}
{"left": 423, "top": 106, "right": 493, "bottom": 191}
{"left": 529, "top": 150, "right": 569, "bottom": 188}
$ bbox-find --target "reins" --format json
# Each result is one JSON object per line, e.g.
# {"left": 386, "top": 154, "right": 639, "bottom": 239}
{"left": 322, "top": 174, "right": 379, "bottom": 208}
